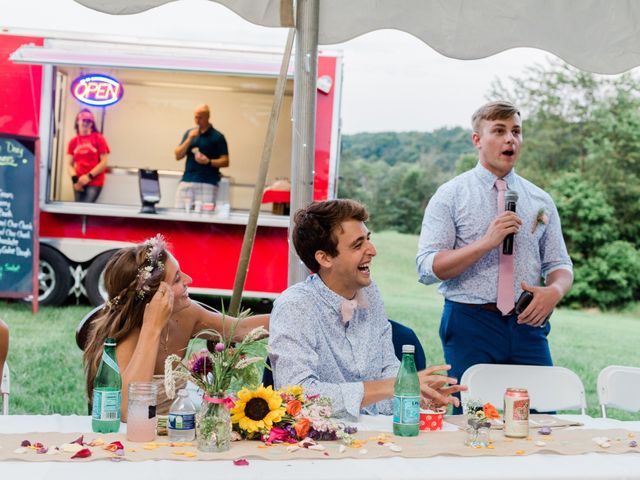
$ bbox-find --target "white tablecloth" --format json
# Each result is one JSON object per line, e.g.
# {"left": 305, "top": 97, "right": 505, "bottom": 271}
{"left": 1, "top": 415, "right": 639, "bottom": 480}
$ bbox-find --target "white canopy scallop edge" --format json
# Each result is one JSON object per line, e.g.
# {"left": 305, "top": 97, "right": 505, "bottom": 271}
{"left": 75, "top": 0, "right": 640, "bottom": 75}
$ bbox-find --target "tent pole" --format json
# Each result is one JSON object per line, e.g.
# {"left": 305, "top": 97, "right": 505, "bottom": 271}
{"left": 228, "top": 28, "right": 295, "bottom": 316}
{"left": 288, "top": 0, "right": 319, "bottom": 286}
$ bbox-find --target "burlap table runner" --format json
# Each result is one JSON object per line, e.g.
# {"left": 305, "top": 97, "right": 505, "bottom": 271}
{"left": 0, "top": 427, "right": 637, "bottom": 462}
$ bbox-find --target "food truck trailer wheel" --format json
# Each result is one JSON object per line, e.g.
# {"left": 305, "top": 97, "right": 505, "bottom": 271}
{"left": 84, "top": 250, "right": 116, "bottom": 306}
{"left": 37, "top": 244, "right": 73, "bottom": 306}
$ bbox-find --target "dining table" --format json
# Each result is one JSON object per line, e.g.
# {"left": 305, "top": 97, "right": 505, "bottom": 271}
{"left": 1, "top": 414, "right": 639, "bottom": 480}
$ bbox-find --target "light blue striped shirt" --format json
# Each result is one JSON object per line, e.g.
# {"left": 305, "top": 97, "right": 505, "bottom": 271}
{"left": 416, "top": 163, "right": 572, "bottom": 304}
{"left": 269, "top": 274, "right": 399, "bottom": 420}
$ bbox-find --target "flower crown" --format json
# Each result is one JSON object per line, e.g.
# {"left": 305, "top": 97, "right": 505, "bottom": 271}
{"left": 135, "top": 234, "right": 167, "bottom": 299}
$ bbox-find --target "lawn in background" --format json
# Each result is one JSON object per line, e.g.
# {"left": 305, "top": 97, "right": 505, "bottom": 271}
{"left": 2, "top": 230, "right": 639, "bottom": 419}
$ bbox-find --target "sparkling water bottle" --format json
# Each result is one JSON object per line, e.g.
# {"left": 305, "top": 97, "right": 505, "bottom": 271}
{"left": 168, "top": 389, "right": 196, "bottom": 441}
{"left": 393, "top": 344, "right": 420, "bottom": 436}
{"left": 92, "top": 338, "right": 122, "bottom": 433}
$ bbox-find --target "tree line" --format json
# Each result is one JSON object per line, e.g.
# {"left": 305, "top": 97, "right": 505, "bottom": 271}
{"left": 338, "top": 59, "right": 640, "bottom": 310}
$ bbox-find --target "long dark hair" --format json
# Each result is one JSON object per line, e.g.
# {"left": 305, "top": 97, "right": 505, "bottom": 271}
{"left": 83, "top": 238, "right": 168, "bottom": 400}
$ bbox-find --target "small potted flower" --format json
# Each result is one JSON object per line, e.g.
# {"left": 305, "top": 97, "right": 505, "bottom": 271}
{"left": 463, "top": 399, "right": 500, "bottom": 447}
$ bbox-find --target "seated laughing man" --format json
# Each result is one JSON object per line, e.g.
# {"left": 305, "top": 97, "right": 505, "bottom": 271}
{"left": 268, "top": 199, "right": 466, "bottom": 420}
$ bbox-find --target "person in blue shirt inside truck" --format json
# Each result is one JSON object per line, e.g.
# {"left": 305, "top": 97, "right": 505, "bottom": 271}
{"left": 174, "top": 104, "right": 229, "bottom": 210}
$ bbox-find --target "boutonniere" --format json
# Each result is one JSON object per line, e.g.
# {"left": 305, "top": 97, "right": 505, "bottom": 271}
{"left": 532, "top": 208, "right": 549, "bottom": 233}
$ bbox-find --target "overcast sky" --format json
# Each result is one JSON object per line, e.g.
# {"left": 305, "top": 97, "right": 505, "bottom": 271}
{"left": 2, "top": 0, "right": 562, "bottom": 134}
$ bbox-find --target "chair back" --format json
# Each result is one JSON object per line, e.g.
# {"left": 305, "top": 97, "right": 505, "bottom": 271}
{"left": 1, "top": 363, "right": 10, "bottom": 415}
{"left": 597, "top": 365, "right": 640, "bottom": 417}
{"left": 461, "top": 364, "right": 587, "bottom": 414}
{"left": 76, "top": 304, "right": 106, "bottom": 351}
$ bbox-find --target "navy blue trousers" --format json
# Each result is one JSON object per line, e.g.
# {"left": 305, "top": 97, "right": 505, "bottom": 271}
{"left": 440, "top": 300, "right": 553, "bottom": 414}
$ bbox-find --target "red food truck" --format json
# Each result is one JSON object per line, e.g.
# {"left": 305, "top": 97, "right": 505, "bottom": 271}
{"left": 0, "top": 31, "right": 343, "bottom": 305}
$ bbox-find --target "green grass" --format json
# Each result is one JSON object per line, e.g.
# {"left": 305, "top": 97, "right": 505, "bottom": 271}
{"left": 2, "top": 230, "right": 639, "bottom": 420}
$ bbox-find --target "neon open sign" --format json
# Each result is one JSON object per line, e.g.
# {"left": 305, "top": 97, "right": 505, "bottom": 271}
{"left": 71, "top": 74, "right": 124, "bottom": 107}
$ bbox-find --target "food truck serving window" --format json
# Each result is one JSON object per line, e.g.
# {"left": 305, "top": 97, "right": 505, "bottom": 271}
{"left": 71, "top": 74, "right": 124, "bottom": 106}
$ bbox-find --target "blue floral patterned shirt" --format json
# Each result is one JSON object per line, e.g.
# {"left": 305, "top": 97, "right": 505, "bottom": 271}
{"left": 269, "top": 274, "right": 399, "bottom": 420}
{"left": 416, "top": 162, "right": 573, "bottom": 304}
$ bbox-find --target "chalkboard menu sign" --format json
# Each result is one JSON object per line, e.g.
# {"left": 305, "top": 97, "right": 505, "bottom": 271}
{"left": 0, "top": 137, "right": 37, "bottom": 297}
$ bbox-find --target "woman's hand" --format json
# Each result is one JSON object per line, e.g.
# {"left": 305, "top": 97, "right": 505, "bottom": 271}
{"left": 143, "top": 281, "right": 174, "bottom": 333}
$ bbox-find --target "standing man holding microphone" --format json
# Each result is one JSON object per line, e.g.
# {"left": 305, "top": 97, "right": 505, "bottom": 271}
{"left": 174, "top": 104, "right": 229, "bottom": 210}
{"left": 416, "top": 100, "right": 573, "bottom": 412}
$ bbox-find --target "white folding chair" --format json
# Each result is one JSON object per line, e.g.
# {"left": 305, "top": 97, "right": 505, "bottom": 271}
{"left": 461, "top": 364, "right": 587, "bottom": 414}
{"left": 1, "top": 363, "right": 9, "bottom": 415}
{"left": 597, "top": 365, "right": 640, "bottom": 418}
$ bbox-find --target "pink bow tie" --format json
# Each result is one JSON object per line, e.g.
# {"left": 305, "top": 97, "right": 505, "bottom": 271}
{"left": 340, "top": 290, "right": 368, "bottom": 324}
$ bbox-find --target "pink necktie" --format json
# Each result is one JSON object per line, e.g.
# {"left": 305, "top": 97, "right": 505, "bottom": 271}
{"left": 496, "top": 179, "right": 514, "bottom": 315}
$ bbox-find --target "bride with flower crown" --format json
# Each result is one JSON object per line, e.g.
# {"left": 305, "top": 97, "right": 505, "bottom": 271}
{"left": 82, "top": 234, "right": 269, "bottom": 421}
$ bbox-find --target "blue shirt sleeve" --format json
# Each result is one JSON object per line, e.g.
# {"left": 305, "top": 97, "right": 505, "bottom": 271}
{"left": 416, "top": 185, "right": 456, "bottom": 285}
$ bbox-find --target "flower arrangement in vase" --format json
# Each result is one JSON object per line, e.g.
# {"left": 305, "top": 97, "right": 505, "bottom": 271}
{"left": 164, "top": 309, "right": 268, "bottom": 452}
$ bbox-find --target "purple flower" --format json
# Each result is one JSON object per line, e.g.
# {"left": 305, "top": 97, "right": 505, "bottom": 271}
{"left": 187, "top": 350, "right": 213, "bottom": 375}
{"left": 343, "top": 425, "right": 358, "bottom": 435}
{"left": 215, "top": 342, "right": 225, "bottom": 353}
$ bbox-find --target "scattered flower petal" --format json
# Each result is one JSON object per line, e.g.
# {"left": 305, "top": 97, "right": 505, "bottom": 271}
{"left": 286, "top": 445, "right": 300, "bottom": 453}
{"left": 389, "top": 445, "right": 402, "bottom": 452}
{"left": 89, "top": 438, "right": 105, "bottom": 446}
{"left": 538, "top": 427, "right": 552, "bottom": 435}
{"left": 45, "top": 448, "right": 59, "bottom": 455}
{"left": 515, "top": 450, "right": 525, "bottom": 455}
{"left": 233, "top": 458, "right": 249, "bottom": 466}
{"left": 629, "top": 441, "right": 637, "bottom": 448}
{"left": 20, "top": 440, "right": 31, "bottom": 447}
{"left": 338, "top": 445, "right": 346, "bottom": 454}
{"left": 71, "top": 448, "right": 92, "bottom": 459}
{"left": 61, "top": 443, "right": 84, "bottom": 453}
{"left": 308, "top": 444, "right": 326, "bottom": 451}
{"left": 36, "top": 447, "right": 48, "bottom": 454}
{"left": 71, "top": 435, "right": 84, "bottom": 445}
{"left": 13, "top": 448, "right": 27, "bottom": 454}
{"left": 359, "top": 448, "right": 368, "bottom": 454}
{"left": 535, "top": 441, "right": 546, "bottom": 447}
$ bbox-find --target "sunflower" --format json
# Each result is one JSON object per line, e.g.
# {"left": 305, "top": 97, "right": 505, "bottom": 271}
{"left": 231, "top": 386, "right": 286, "bottom": 433}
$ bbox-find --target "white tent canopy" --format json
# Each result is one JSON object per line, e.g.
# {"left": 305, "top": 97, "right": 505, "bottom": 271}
{"left": 73, "top": 0, "right": 640, "bottom": 285}
{"left": 77, "top": 0, "right": 640, "bottom": 75}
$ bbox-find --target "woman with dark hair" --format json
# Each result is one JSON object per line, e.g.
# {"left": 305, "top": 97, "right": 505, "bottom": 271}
{"left": 82, "top": 234, "right": 269, "bottom": 421}
{"left": 66, "top": 109, "right": 110, "bottom": 202}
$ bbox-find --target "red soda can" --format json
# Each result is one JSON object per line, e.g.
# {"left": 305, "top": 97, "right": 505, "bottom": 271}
{"left": 503, "top": 388, "right": 529, "bottom": 438}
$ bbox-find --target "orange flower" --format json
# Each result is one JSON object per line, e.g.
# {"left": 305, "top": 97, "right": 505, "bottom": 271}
{"left": 286, "top": 399, "right": 302, "bottom": 416}
{"left": 483, "top": 403, "right": 500, "bottom": 420}
{"left": 294, "top": 417, "right": 311, "bottom": 439}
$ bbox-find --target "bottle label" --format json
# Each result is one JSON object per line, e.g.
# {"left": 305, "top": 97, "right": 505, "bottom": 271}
{"left": 92, "top": 389, "right": 121, "bottom": 421}
{"left": 101, "top": 351, "right": 120, "bottom": 375}
{"left": 168, "top": 413, "right": 195, "bottom": 430}
{"left": 393, "top": 395, "right": 420, "bottom": 425}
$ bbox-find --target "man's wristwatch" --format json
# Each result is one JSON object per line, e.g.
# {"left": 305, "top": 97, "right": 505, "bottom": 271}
{"left": 72, "top": 175, "right": 79, "bottom": 184}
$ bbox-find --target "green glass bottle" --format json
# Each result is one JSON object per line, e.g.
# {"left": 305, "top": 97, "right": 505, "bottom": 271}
{"left": 393, "top": 344, "right": 420, "bottom": 436}
{"left": 91, "top": 338, "right": 122, "bottom": 433}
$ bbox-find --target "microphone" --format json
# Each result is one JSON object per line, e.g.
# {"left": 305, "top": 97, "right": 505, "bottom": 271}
{"left": 502, "top": 190, "right": 518, "bottom": 255}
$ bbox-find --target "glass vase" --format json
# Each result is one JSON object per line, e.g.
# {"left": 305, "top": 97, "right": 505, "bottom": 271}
{"left": 465, "top": 425, "right": 491, "bottom": 447}
{"left": 196, "top": 398, "right": 231, "bottom": 452}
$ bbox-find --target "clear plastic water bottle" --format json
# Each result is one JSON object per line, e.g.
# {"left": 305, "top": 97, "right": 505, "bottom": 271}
{"left": 217, "top": 177, "right": 230, "bottom": 218}
{"left": 168, "top": 389, "right": 196, "bottom": 441}
{"left": 92, "top": 338, "right": 122, "bottom": 433}
{"left": 393, "top": 344, "right": 420, "bottom": 436}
